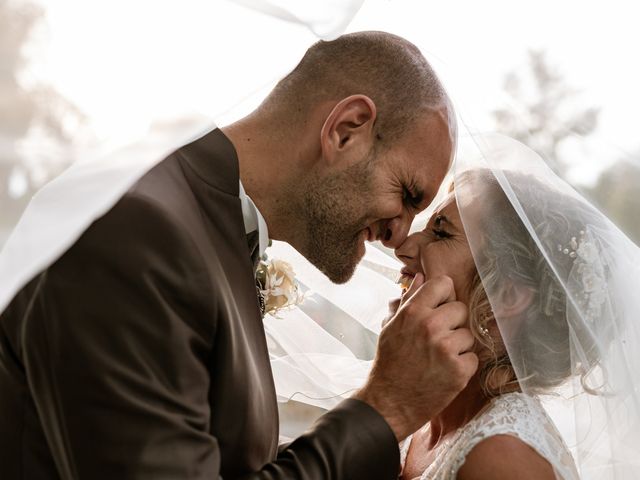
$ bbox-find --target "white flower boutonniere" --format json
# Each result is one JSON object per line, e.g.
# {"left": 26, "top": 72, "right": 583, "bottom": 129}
{"left": 255, "top": 258, "right": 304, "bottom": 316}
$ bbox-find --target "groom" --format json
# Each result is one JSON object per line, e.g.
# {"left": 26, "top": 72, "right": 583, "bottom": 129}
{"left": 0, "top": 32, "right": 477, "bottom": 478}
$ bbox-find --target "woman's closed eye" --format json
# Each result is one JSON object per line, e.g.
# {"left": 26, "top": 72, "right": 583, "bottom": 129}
{"left": 431, "top": 228, "right": 452, "bottom": 239}
{"left": 430, "top": 214, "right": 453, "bottom": 240}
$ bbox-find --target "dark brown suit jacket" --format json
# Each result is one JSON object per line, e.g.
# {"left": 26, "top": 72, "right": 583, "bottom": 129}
{"left": 0, "top": 129, "right": 400, "bottom": 479}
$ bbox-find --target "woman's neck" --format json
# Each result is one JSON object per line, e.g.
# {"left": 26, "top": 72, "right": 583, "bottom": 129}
{"left": 426, "top": 375, "right": 489, "bottom": 449}
{"left": 401, "top": 375, "right": 490, "bottom": 480}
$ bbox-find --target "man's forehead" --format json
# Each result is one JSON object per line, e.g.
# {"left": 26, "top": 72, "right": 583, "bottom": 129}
{"left": 382, "top": 108, "right": 454, "bottom": 206}
{"left": 415, "top": 155, "right": 452, "bottom": 210}
{"left": 410, "top": 111, "right": 454, "bottom": 187}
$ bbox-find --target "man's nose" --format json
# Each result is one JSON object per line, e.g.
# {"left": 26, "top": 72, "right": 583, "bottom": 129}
{"left": 380, "top": 215, "right": 412, "bottom": 249}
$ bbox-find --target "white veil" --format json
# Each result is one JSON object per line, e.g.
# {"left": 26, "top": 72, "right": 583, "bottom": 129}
{"left": 267, "top": 133, "right": 640, "bottom": 477}
{"left": 264, "top": 240, "right": 400, "bottom": 409}
{"left": 454, "top": 134, "right": 640, "bottom": 479}
{"left": 0, "top": 0, "right": 365, "bottom": 313}
{"left": 2, "top": 1, "right": 639, "bottom": 474}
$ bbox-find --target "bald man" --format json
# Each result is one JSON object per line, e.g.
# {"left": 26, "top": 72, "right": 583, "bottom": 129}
{"left": 0, "top": 31, "right": 477, "bottom": 479}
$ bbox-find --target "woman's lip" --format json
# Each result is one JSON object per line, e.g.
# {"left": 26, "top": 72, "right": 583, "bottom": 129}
{"left": 396, "top": 271, "right": 414, "bottom": 289}
{"left": 400, "top": 267, "right": 416, "bottom": 276}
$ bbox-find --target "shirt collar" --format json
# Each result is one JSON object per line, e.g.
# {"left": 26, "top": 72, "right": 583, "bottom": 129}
{"left": 238, "top": 180, "right": 269, "bottom": 257}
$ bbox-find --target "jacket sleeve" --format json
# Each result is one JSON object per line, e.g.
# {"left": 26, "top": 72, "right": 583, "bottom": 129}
{"left": 22, "top": 194, "right": 400, "bottom": 480}
{"left": 260, "top": 398, "right": 401, "bottom": 479}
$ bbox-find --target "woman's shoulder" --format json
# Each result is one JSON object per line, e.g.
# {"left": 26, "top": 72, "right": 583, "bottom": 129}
{"left": 456, "top": 433, "right": 556, "bottom": 480}
{"left": 453, "top": 392, "right": 575, "bottom": 480}
{"left": 471, "top": 392, "right": 548, "bottom": 434}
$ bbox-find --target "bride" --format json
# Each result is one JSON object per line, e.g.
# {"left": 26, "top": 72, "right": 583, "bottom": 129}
{"left": 269, "top": 134, "right": 640, "bottom": 479}
{"left": 396, "top": 168, "right": 583, "bottom": 479}
{"left": 396, "top": 135, "right": 640, "bottom": 479}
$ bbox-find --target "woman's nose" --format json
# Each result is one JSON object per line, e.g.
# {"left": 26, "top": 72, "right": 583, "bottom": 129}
{"left": 394, "top": 232, "right": 420, "bottom": 266}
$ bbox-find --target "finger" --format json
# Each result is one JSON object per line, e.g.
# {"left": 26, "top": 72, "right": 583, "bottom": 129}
{"left": 447, "top": 326, "right": 475, "bottom": 354}
{"left": 388, "top": 297, "right": 401, "bottom": 314}
{"left": 381, "top": 298, "right": 401, "bottom": 329}
{"left": 384, "top": 274, "right": 425, "bottom": 330}
{"left": 431, "top": 300, "right": 469, "bottom": 331}
{"left": 402, "top": 275, "right": 457, "bottom": 313}
{"left": 458, "top": 351, "right": 480, "bottom": 378}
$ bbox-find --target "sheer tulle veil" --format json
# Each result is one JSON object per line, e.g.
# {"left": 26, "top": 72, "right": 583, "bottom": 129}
{"left": 268, "top": 133, "right": 640, "bottom": 478}
{"left": 0, "top": 0, "right": 366, "bottom": 313}
{"left": 455, "top": 134, "right": 640, "bottom": 478}
{"left": 1, "top": 2, "right": 639, "bottom": 477}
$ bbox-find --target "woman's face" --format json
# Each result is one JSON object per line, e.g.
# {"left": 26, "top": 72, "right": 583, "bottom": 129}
{"left": 394, "top": 193, "right": 477, "bottom": 306}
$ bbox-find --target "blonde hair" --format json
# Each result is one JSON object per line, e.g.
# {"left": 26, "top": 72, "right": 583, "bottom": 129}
{"left": 461, "top": 169, "right": 604, "bottom": 397}
{"left": 467, "top": 272, "right": 519, "bottom": 397}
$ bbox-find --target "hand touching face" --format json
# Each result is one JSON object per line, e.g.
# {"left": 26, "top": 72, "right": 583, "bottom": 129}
{"left": 357, "top": 195, "right": 480, "bottom": 442}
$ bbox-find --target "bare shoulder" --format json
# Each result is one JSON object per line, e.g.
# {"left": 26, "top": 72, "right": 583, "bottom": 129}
{"left": 456, "top": 434, "right": 556, "bottom": 480}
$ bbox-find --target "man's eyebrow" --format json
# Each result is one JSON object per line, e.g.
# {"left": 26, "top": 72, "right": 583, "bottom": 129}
{"left": 406, "top": 180, "right": 426, "bottom": 208}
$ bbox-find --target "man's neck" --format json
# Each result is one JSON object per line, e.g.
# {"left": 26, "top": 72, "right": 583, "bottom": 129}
{"left": 221, "top": 113, "right": 305, "bottom": 243}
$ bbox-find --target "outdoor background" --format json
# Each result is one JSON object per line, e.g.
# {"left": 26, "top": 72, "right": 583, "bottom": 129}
{"left": 2, "top": 0, "right": 639, "bottom": 436}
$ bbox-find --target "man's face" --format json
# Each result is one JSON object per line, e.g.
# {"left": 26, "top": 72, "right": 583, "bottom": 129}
{"left": 301, "top": 111, "right": 453, "bottom": 283}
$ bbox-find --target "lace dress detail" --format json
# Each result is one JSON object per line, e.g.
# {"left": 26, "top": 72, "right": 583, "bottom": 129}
{"left": 400, "top": 393, "right": 579, "bottom": 480}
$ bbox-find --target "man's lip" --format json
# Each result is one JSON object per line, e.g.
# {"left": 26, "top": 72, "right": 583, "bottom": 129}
{"left": 364, "top": 227, "right": 375, "bottom": 242}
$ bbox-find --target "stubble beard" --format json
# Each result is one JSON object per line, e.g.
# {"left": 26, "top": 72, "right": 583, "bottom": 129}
{"left": 300, "top": 157, "right": 376, "bottom": 284}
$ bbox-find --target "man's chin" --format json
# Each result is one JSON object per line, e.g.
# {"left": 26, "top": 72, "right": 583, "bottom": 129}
{"left": 318, "top": 244, "right": 364, "bottom": 285}
{"left": 322, "top": 262, "right": 358, "bottom": 285}
{"left": 300, "top": 234, "right": 365, "bottom": 284}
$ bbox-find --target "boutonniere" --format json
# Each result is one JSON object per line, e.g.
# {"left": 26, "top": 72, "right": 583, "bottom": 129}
{"left": 255, "top": 258, "right": 304, "bottom": 317}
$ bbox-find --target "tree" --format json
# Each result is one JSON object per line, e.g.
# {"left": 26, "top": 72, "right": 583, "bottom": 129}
{"left": 494, "top": 49, "right": 639, "bottom": 246}
{"left": 588, "top": 157, "right": 640, "bottom": 245}
{"left": 0, "top": 0, "right": 85, "bottom": 241}
{"left": 493, "top": 50, "right": 599, "bottom": 177}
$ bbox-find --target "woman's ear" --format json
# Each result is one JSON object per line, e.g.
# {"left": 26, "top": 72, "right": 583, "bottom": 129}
{"left": 495, "top": 283, "right": 535, "bottom": 318}
{"left": 319, "top": 95, "right": 377, "bottom": 166}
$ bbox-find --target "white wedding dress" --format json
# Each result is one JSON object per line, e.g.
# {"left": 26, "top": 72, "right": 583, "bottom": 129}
{"left": 400, "top": 392, "right": 579, "bottom": 480}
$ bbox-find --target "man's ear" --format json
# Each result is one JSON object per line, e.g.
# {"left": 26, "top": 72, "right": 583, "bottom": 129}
{"left": 494, "top": 283, "right": 535, "bottom": 318}
{"left": 320, "top": 95, "right": 377, "bottom": 165}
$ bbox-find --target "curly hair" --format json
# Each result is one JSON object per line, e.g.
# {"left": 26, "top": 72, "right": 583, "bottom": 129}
{"left": 461, "top": 169, "right": 604, "bottom": 397}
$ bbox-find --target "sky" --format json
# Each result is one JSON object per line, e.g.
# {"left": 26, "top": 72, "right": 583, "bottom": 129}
{"left": 24, "top": 0, "right": 640, "bottom": 184}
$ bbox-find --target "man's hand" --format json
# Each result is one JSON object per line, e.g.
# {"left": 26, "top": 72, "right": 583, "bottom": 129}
{"left": 380, "top": 297, "right": 400, "bottom": 329}
{"left": 354, "top": 274, "right": 478, "bottom": 441}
